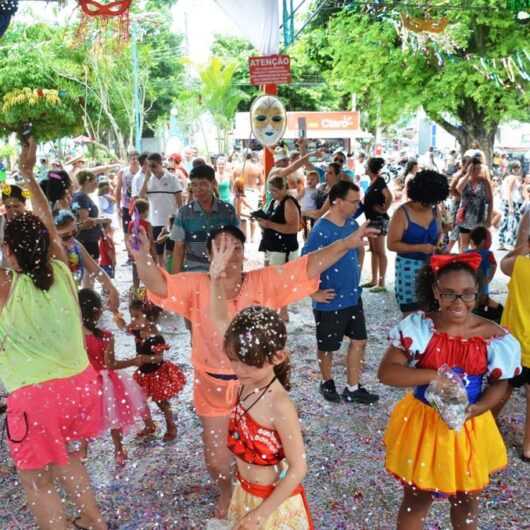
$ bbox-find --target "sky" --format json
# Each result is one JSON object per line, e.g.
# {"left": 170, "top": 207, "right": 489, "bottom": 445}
{"left": 171, "top": 0, "right": 241, "bottom": 63}
{"left": 11, "top": 0, "right": 283, "bottom": 63}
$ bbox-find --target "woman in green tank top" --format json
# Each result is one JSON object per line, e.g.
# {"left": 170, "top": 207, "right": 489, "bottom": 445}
{"left": 0, "top": 139, "right": 108, "bottom": 530}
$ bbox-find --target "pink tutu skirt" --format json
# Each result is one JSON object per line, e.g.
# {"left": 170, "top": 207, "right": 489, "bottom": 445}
{"left": 100, "top": 369, "right": 147, "bottom": 432}
{"left": 6, "top": 366, "right": 103, "bottom": 470}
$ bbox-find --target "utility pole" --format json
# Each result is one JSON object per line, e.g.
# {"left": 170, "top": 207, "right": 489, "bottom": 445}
{"left": 131, "top": 22, "right": 142, "bottom": 152}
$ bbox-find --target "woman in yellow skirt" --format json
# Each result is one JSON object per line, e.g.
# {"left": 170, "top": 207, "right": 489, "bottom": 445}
{"left": 378, "top": 253, "right": 521, "bottom": 530}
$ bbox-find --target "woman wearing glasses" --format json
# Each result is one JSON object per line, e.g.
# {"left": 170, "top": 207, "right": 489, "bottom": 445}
{"left": 54, "top": 209, "right": 119, "bottom": 313}
{"left": 378, "top": 253, "right": 521, "bottom": 530}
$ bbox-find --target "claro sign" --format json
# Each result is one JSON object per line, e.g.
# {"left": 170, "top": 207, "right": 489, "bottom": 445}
{"left": 286, "top": 112, "right": 361, "bottom": 131}
{"left": 248, "top": 54, "right": 291, "bottom": 85}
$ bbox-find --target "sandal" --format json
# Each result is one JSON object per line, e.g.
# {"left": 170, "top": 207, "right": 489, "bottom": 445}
{"left": 360, "top": 282, "right": 376, "bottom": 288}
{"left": 73, "top": 517, "right": 90, "bottom": 530}
{"left": 370, "top": 286, "right": 387, "bottom": 293}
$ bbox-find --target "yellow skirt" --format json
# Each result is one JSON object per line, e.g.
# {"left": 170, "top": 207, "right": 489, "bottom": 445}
{"left": 227, "top": 477, "right": 313, "bottom": 529}
{"left": 384, "top": 394, "right": 507, "bottom": 494}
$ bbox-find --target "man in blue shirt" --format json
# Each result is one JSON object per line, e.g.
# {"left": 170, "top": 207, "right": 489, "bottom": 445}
{"left": 302, "top": 181, "right": 379, "bottom": 404}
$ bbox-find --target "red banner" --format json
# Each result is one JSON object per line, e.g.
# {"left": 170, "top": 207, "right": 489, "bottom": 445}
{"left": 248, "top": 54, "right": 291, "bottom": 85}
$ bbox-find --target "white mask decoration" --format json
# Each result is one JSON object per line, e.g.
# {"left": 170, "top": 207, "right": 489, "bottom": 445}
{"left": 250, "top": 95, "right": 287, "bottom": 147}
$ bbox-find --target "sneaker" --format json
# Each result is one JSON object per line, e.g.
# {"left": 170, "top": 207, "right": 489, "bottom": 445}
{"left": 342, "top": 385, "right": 380, "bottom": 404}
{"left": 319, "top": 379, "right": 341, "bottom": 403}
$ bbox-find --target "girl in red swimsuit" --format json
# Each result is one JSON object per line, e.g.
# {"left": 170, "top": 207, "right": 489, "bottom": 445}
{"left": 223, "top": 306, "right": 314, "bottom": 530}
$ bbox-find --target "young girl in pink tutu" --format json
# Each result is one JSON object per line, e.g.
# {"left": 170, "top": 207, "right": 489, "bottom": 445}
{"left": 78, "top": 289, "right": 147, "bottom": 465}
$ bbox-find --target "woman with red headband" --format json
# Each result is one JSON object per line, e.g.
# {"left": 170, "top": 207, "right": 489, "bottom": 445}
{"left": 378, "top": 253, "right": 521, "bottom": 530}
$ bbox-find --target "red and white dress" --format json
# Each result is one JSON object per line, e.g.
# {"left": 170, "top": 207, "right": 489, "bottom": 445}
{"left": 86, "top": 331, "right": 147, "bottom": 432}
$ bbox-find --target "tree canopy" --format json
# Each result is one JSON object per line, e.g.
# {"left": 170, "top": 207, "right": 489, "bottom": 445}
{"left": 307, "top": 0, "right": 530, "bottom": 159}
{"left": 0, "top": 8, "right": 184, "bottom": 157}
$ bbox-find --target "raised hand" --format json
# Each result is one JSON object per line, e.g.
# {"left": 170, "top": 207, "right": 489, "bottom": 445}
{"left": 344, "top": 221, "right": 380, "bottom": 250}
{"left": 209, "top": 232, "right": 235, "bottom": 280}
{"left": 126, "top": 226, "right": 152, "bottom": 262}
{"left": 19, "top": 136, "right": 37, "bottom": 176}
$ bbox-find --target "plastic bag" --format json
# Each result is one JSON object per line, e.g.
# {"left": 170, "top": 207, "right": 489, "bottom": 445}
{"left": 206, "top": 519, "right": 233, "bottom": 530}
{"left": 425, "top": 364, "right": 469, "bottom": 432}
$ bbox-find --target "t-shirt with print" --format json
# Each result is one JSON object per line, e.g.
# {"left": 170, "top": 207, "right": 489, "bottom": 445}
{"left": 170, "top": 199, "right": 239, "bottom": 272}
{"left": 146, "top": 171, "right": 183, "bottom": 227}
{"left": 147, "top": 254, "right": 319, "bottom": 374}
{"left": 302, "top": 216, "right": 361, "bottom": 311}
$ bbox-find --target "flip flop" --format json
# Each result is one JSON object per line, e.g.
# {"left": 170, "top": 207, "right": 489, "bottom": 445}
{"left": 73, "top": 517, "right": 89, "bottom": 530}
{"left": 360, "top": 282, "right": 376, "bottom": 288}
{"left": 370, "top": 286, "right": 387, "bottom": 293}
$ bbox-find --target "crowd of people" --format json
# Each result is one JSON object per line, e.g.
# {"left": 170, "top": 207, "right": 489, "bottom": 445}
{"left": 0, "top": 136, "right": 529, "bottom": 530}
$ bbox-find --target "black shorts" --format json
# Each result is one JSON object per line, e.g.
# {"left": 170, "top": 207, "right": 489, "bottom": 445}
{"left": 121, "top": 207, "right": 131, "bottom": 234}
{"left": 313, "top": 301, "right": 367, "bottom": 352}
{"left": 511, "top": 366, "right": 530, "bottom": 388}
{"left": 82, "top": 240, "right": 100, "bottom": 261}
{"left": 459, "top": 226, "right": 471, "bottom": 234}
{"left": 152, "top": 225, "right": 172, "bottom": 255}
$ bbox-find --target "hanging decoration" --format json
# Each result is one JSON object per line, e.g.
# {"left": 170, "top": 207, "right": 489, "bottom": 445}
{"left": 76, "top": 0, "right": 132, "bottom": 44}
{"left": 473, "top": 50, "right": 530, "bottom": 91}
{"left": 401, "top": 13, "right": 449, "bottom": 34}
{"left": 0, "top": 0, "right": 18, "bottom": 39}
{"left": 0, "top": 88, "right": 64, "bottom": 140}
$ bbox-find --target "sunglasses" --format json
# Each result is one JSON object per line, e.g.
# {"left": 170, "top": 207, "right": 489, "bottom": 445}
{"left": 60, "top": 230, "right": 77, "bottom": 241}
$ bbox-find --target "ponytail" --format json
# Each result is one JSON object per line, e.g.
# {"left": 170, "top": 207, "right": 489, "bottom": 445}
{"left": 78, "top": 288, "right": 103, "bottom": 338}
{"left": 274, "top": 359, "right": 291, "bottom": 391}
{"left": 4, "top": 213, "right": 54, "bottom": 291}
{"left": 26, "top": 260, "right": 54, "bottom": 291}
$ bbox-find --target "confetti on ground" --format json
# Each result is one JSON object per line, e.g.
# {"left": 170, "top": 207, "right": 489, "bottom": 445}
{"left": 0, "top": 244, "right": 528, "bottom": 529}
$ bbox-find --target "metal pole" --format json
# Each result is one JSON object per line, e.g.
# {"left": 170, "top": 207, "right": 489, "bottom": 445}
{"left": 131, "top": 23, "right": 142, "bottom": 152}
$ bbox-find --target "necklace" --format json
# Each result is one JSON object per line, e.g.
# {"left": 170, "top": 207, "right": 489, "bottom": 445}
{"left": 240, "top": 376, "right": 276, "bottom": 402}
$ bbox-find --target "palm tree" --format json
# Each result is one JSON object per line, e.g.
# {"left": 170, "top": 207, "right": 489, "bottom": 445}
{"left": 197, "top": 57, "right": 248, "bottom": 153}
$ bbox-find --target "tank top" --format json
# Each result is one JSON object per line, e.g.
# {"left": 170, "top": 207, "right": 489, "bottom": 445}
{"left": 218, "top": 179, "right": 231, "bottom": 203}
{"left": 398, "top": 206, "right": 439, "bottom": 261}
{"left": 0, "top": 260, "right": 89, "bottom": 392}
{"left": 259, "top": 195, "right": 301, "bottom": 254}
{"left": 121, "top": 167, "right": 134, "bottom": 209}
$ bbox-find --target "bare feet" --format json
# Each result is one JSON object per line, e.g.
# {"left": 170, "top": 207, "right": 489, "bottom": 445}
{"left": 115, "top": 449, "right": 128, "bottom": 467}
{"left": 136, "top": 424, "right": 156, "bottom": 438}
{"left": 162, "top": 428, "right": 177, "bottom": 442}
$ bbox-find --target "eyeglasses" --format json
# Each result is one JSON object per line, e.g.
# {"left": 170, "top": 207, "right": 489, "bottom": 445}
{"left": 60, "top": 230, "right": 77, "bottom": 241}
{"left": 437, "top": 291, "right": 477, "bottom": 303}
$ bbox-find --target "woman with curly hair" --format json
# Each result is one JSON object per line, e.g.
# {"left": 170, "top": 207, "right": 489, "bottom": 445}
{"left": 387, "top": 170, "right": 449, "bottom": 314}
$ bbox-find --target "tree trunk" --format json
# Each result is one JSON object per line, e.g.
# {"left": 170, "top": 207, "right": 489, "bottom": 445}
{"left": 427, "top": 99, "right": 499, "bottom": 166}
